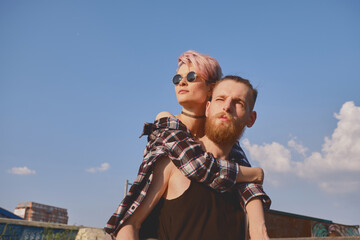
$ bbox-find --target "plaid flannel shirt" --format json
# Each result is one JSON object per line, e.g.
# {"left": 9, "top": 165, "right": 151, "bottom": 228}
{"left": 105, "top": 117, "right": 271, "bottom": 237}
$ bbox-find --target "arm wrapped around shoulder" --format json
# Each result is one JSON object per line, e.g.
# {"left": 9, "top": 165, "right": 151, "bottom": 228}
{"left": 146, "top": 117, "right": 239, "bottom": 192}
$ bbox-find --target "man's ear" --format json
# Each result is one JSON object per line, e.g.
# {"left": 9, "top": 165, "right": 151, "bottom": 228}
{"left": 247, "top": 111, "right": 257, "bottom": 128}
{"left": 205, "top": 101, "right": 211, "bottom": 117}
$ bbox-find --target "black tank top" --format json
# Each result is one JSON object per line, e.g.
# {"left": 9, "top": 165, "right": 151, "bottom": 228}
{"left": 158, "top": 181, "right": 245, "bottom": 240}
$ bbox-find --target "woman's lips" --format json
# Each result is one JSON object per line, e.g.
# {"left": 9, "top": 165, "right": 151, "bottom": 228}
{"left": 178, "top": 89, "right": 188, "bottom": 94}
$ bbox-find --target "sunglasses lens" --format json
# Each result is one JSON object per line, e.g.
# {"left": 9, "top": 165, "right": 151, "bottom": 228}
{"left": 187, "top": 71, "right": 197, "bottom": 82}
{"left": 172, "top": 74, "right": 182, "bottom": 85}
{"left": 173, "top": 72, "right": 197, "bottom": 85}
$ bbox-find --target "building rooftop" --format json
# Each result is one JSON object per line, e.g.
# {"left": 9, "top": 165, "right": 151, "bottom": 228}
{"left": 0, "top": 207, "right": 23, "bottom": 220}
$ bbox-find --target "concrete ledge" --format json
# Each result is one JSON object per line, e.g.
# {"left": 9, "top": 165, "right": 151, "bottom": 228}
{"left": 0, "top": 218, "right": 81, "bottom": 230}
{"left": 1, "top": 218, "right": 358, "bottom": 240}
{"left": 75, "top": 228, "right": 112, "bottom": 240}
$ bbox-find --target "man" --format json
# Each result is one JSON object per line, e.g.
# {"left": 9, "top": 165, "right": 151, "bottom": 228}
{"left": 117, "top": 76, "right": 269, "bottom": 240}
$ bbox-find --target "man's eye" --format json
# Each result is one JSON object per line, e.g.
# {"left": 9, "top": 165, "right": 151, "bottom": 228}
{"left": 237, "top": 101, "right": 245, "bottom": 107}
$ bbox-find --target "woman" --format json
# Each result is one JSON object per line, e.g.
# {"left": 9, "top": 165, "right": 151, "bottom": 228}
{"left": 106, "top": 50, "right": 271, "bottom": 239}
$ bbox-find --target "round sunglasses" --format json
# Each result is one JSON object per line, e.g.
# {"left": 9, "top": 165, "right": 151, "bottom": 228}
{"left": 172, "top": 71, "right": 197, "bottom": 85}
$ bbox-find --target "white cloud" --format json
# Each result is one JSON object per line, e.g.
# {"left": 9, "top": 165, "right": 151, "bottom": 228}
{"left": 318, "top": 180, "right": 360, "bottom": 194}
{"left": 242, "top": 139, "right": 292, "bottom": 173}
{"left": 288, "top": 138, "right": 308, "bottom": 156}
{"left": 242, "top": 101, "right": 360, "bottom": 194}
{"left": 86, "top": 162, "right": 110, "bottom": 173}
{"left": 8, "top": 166, "right": 36, "bottom": 175}
{"left": 297, "top": 101, "right": 360, "bottom": 176}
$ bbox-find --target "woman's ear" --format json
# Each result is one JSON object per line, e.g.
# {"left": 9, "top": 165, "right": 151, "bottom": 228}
{"left": 207, "top": 83, "right": 215, "bottom": 99}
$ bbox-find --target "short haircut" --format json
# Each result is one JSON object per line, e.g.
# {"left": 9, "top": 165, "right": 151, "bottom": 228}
{"left": 214, "top": 75, "right": 258, "bottom": 111}
{"left": 178, "top": 50, "right": 222, "bottom": 84}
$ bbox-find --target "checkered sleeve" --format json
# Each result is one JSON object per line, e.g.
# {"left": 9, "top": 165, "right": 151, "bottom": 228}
{"left": 237, "top": 183, "right": 271, "bottom": 210}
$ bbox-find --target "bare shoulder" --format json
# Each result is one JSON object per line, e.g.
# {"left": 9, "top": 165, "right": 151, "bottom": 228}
{"left": 155, "top": 111, "right": 174, "bottom": 120}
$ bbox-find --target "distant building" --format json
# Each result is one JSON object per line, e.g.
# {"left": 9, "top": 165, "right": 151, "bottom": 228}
{"left": 14, "top": 202, "right": 68, "bottom": 224}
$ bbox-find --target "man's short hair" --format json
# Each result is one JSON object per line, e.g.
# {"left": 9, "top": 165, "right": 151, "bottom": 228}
{"left": 214, "top": 75, "right": 258, "bottom": 111}
{"left": 178, "top": 50, "right": 222, "bottom": 84}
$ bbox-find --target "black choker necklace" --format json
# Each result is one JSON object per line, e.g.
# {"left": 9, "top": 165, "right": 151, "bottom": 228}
{"left": 181, "top": 111, "right": 206, "bottom": 119}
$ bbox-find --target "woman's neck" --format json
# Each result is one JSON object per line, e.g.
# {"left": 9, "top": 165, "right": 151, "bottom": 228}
{"left": 176, "top": 111, "right": 206, "bottom": 138}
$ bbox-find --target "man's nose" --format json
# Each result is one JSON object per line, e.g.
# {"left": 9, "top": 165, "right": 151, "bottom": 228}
{"left": 222, "top": 99, "right": 232, "bottom": 112}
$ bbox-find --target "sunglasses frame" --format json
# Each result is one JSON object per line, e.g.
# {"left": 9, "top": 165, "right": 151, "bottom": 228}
{"left": 172, "top": 71, "right": 197, "bottom": 85}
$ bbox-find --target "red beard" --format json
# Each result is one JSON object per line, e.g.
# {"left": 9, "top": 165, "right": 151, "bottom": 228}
{"left": 205, "top": 112, "right": 245, "bottom": 146}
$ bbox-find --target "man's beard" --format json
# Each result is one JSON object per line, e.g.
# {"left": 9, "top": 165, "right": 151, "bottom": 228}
{"left": 205, "top": 112, "right": 246, "bottom": 146}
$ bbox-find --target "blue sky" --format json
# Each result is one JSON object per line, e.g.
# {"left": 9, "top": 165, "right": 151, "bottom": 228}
{"left": 1, "top": 0, "right": 359, "bottom": 228}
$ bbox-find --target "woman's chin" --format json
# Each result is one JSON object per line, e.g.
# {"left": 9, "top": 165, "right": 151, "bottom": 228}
{"left": 178, "top": 100, "right": 207, "bottom": 109}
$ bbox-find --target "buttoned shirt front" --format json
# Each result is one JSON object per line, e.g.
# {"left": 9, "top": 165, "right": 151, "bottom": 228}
{"left": 105, "top": 117, "right": 271, "bottom": 237}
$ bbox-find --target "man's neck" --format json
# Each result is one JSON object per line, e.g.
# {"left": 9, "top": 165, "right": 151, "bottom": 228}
{"left": 199, "top": 135, "right": 233, "bottom": 159}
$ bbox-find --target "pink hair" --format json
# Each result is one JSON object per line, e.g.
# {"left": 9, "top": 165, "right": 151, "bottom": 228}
{"left": 178, "top": 50, "right": 222, "bottom": 83}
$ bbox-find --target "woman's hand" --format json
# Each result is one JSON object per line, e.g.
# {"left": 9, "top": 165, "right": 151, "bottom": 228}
{"left": 237, "top": 166, "right": 264, "bottom": 185}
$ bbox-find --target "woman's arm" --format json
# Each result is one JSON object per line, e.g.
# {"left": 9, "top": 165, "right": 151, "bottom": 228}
{"left": 237, "top": 165, "right": 264, "bottom": 184}
{"left": 149, "top": 116, "right": 264, "bottom": 192}
{"left": 116, "top": 156, "right": 173, "bottom": 240}
{"left": 155, "top": 113, "right": 264, "bottom": 183}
